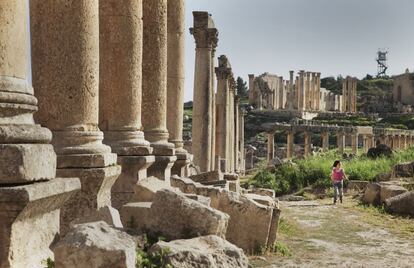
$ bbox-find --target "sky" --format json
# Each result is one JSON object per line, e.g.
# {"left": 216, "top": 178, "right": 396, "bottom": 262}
{"left": 184, "top": 0, "right": 414, "bottom": 101}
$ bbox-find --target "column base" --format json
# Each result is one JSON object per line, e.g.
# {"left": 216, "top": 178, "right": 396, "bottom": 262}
{"left": 147, "top": 156, "right": 177, "bottom": 183}
{"left": 171, "top": 152, "right": 193, "bottom": 177}
{"left": 111, "top": 155, "right": 155, "bottom": 210}
{"left": 0, "top": 178, "right": 80, "bottom": 268}
{"left": 57, "top": 165, "right": 121, "bottom": 235}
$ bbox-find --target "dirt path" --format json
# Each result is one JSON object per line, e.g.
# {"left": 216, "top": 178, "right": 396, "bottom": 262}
{"left": 250, "top": 197, "right": 414, "bottom": 268}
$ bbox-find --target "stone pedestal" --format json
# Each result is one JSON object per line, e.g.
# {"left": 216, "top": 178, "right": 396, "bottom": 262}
{"left": 0, "top": 178, "right": 80, "bottom": 268}
{"left": 111, "top": 156, "right": 155, "bottom": 210}
{"left": 172, "top": 153, "right": 193, "bottom": 177}
{"left": 30, "top": 0, "right": 121, "bottom": 234}
{"left": 190, "top": 12, "right": 218, "bottom": 172}
{"left": 148, "top": 156, "right": 177, "bottom": 183}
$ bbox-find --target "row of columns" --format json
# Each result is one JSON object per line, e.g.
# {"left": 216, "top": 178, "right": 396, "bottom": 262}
{"left": 266, "top": 131, "right": 377, "bottom": 162}
{"left": 191, "top": 12, "right": 245, "bottom": 174}
{"left": 1, "top": 0, "right": 189, "bottom": 266}
{"left": 377, "top": 134, "right": 414, "bottom": 150}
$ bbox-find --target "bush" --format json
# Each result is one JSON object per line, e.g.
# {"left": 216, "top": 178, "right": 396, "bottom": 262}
{"left": 248, "top": 148, "right": 414, "bottom": 196}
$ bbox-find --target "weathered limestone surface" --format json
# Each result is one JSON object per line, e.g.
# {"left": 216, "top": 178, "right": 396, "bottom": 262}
{"left": 53, "top": 221, "right": 136, "bottom": 268}
{"left": 142, "top": 0, "right": 174, "bottom": 156}
{"left": 0, "top": 178, "right": 80, "bottom": 268}
{"left": 121, "top": 189, "right": 229, "bottom": 240}
{"left": 363, "top": 183, "right": 381, "bottom": 206}
{"left": 380, "top": 184, "right": 408, "bottom": 204}
{"left": 150, "top": 235, "right": 249, "bottom": 268}
{"left": 392, "top": 161, "right": 414, "bottom": 178}
{"left": 190, "top": 11, "right": 218, "bottom": 172}
{"left": 171, "top": 176, "right": 281, "bottom": 253}
{"left": 385, "top": 191, "right": 414, "bottom": 216}
{"left": 31, "top": 0, "right": 122, "bottom": 234}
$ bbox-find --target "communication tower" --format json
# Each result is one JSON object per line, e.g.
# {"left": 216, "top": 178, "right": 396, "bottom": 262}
{"left": 376, "top": 49, "right": 388, "bottom": 78}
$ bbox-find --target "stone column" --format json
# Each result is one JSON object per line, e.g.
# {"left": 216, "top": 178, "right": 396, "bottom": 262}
{"left": 267, "top": 133, "right": 275, "bottom": 163}
{"left": 215, "top": 55, "right": 232, "bottom": 172}
{"left": 299, "top": 71, "right": 306, "bottom": 111}
{"left": 99, "top": 0, "right": 155, "bottom": 209}
{"left": 167, "top": 0, "right": 192, "bottom": 177}
{"left": 342, "top": 79, "right": 348, "bottom": 112}
{"left": 351, "top": 133, "right": 358, "bottom": 154}
{"left": 315, "top": 73, "right": 321, "bottom": 111}
{"left": 305, "top": 72, "right": 311, "bottom": 110}
{"left": 279, "top": 77, "right": 284, "bottom": 109}
{"left": 190, "top": 12, "right": 218, "bottom": 172}
{"left": 286, "top": 131, "right": 295, "bottom": 158}
{"left": 31, "top": 0, "right": 120, "bottom": 234}
{"left": 234, "top": 97, "right": 240, "bottom": 172}
{"left": 228, "top": 78, "right": 236, "bottom": 172}
{"left": 362, "top": 135, "right": 369, "bottom": 153}
{"left": 142, "top": 0, "right": 177, "bottom": 181}
{"left": 239, "top": 109, "right": 245, "bottom": 174}
{"left": 337, "top": 131, "right": 345, "bottom": 153}
{"left": 304, "top": 131, "right": 311, "bottom": 157}
{"left": 0, "top": 2, "right": 80, "bottom": 266}
{"left": 321, "top": 131, "right": 329, "bottom": 151}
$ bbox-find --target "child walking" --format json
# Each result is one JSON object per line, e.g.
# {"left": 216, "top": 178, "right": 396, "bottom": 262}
{"left": 331, "top": 160, "right": 347, "bottom": 204}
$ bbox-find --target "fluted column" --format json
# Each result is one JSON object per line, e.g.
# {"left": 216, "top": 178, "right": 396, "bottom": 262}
{"left": 190, "top": 12, "right": 218, "bottom": 172}
{"left": 99, "top": 0, "right": 155, "bottom": 209}
{"left": 234, "top": 97, "right": 240, "bottom": 172}
{"left": 337, "top": 131, "right": 345, "bottom": 153}
{"left": 315, "top": 73, "right": 321, "bottom": 111}
{"left": 228, "top": 78, "right": 236, "bottom": 172}
{"left": 299, "top": 71, "right": 306, "bottom": 111}
{"left": 31, "top": 0, "right": 120, "bottom": 234}
{"left": 0, "top": 2, "right": 80, "bottom": 266}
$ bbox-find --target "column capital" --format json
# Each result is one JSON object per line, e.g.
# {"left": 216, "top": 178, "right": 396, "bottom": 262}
{"left": 215, "top": 55, "right": 232, "bottom": 80}
{"left": 190, "top": 12, "right": 218, "bottom": 49}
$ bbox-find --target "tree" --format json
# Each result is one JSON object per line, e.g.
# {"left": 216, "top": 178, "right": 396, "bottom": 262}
{"left": 236, "top": 76, "right": 248, "bottom": 99}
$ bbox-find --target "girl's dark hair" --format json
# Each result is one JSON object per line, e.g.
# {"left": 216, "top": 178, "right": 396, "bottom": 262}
{"left": 333, "top": 160, "right": 341, "bottom": 168}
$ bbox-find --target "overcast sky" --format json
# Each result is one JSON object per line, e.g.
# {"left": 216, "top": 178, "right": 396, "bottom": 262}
{"left": 184, "top": 0, "right": 414, "bottom": 101}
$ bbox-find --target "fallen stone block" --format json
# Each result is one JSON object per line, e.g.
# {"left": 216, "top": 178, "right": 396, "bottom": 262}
{"left": 53, "top": 221, "right": 136, "bottom": 268}
{"left": 380, "top": 184, "right": 408, "bottom": 204}
{"left": 247, "top": 188, "right": 275, "bottom": 198}
{"left": 393, "top": 162, "right": 414, "bottom": 178}
{"left": 363, "top": 183, "right": 381, "bottom": 206}
{"left": 346, "top": 180, "right": 369, "bottom": 192}
{"left": 149, "top": 235, "right": 249, "bottom": 268}
{"left": 385, "top": 191, "right": 414, "bottom": 216}
{"left": 131, "top": 176, "right": 172, "bottom": 202}
{"left": 223, "top": 173, "right": 239, "bottom": 181}
{"left": 78, "top": 205, "right": 123, "bottom": 229}
{"left": 190, "top": 170, "right": 223, "bottom": 183}
{"left": 120, "top": 189, "right": 229, "bottom": 241}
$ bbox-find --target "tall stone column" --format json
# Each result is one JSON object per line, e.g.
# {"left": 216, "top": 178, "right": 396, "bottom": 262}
{"left": 286, "top": 131, "right": 295, "bottom": 158}
{"left": 342, "top": 79, "right": 348, "bottom": 112}
{"left": 228, "top": 78, "right": 236, "bottom": 172}
{"left": 304, "top": 131, "right": 311, "bottom": 157}
{"left": 351, "top": 133, "right": 358, "bottom": 154}
{"left": 267, "top": 133, "right": 275, "bottom": 163}
{"left": 234, "top": 97, "right": 240, "bottom": 172}
{"left": 31, "top": 0, "right": 120, "bottom": 234}
{"left": 99, "top": 0, "right": 155, "bottom": 209}
{"left": 239, "top": 109, "right": 245, "bottom": 173}
{"left": 315, "top": 73, "right": 321, "bottom": 111}
{"left": 0, "top": 2, "right": 80, "bottom": 266}
{"left": 321, "top": 132, "right": 329, "bottom": 151}
{"left": 305, "top": 72, "right": 312, "bottom": 110}
{"left": 142, "top": 0, "right": 177, "bottom": 180}
{"left": 279, "top": 77, "right": 285, "bottom": 109}
{"left": 299, "top": 71, "right": 306, "bottom": 111}
{"left": 337, "top": 131, "right": 345, "bottom": 153}
{"left": 190, "top": 12, "right": 218, "bottom": 172}
{"left": 215, "top": 55, "right": 232, "bottom": 172}
{"left": 167, "top": 0, "right": 192, "bottom": 177}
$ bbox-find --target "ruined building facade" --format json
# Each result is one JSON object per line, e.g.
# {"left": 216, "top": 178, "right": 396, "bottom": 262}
{"left": 249, "top": 72, "right": 358, "bottom": 113}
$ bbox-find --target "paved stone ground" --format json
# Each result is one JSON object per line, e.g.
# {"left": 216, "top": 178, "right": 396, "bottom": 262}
{"left": 250, "top": 198, "right": 414, "bottom": 268}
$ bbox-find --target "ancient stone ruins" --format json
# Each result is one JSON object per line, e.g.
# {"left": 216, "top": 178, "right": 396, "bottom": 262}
{"left": 0, "top": 1, "right": 278, "bottom": 268}
{"left": 249, "top": 71, "right": 357, "bottom": 113}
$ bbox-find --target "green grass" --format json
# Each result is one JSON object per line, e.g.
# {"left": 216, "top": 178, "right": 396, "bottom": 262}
{"left": 247, "top": 148, "right": 414, "bottom": 196}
